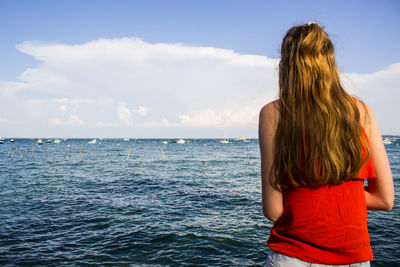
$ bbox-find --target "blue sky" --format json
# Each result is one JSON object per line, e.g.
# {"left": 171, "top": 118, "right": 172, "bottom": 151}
{"left": 0, "top": 0, "right": 399, "bottom": 137}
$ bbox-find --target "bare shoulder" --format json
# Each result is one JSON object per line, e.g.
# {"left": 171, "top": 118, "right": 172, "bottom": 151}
{"left": 260, "top": 100, "right": 280, "bottom": 120}
{"left": 354, "top": 98, "right": 374, "bottom": 138}
{"left": 259, "top": 100, "right": 280, "bottom": 137}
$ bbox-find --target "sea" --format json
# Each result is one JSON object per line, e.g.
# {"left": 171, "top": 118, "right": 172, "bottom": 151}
{"left": 0, "top": 137, "right": 399, "bottom": 266}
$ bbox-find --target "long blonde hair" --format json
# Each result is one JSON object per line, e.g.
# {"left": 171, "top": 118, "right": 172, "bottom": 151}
{"left": 274, "top": 23, "right": 369, "bottom": 189}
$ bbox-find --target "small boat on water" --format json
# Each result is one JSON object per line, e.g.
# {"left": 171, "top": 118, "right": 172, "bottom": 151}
{"left": 9, "top": 139, "right": 15, "bottom": 143}
{"left": 54, "top": 139, "right": 61, "bottom": 144}
{"left": 236, "top": 138, "right": 251, "bottom": 143}
{"left": 170, "top": 139, "right": 191, "bottom": 144}
{"left": 0, "top": 137, "right": 4, "bottom": 144}
{"left": 162, "top": 141, "right": 168, "bottom": 145}
{"left": 220, "top": 139, "right": 229, "bottom": 144}
{"left": 383, "top": 138, "right": 392, "bottom": 145}
{"left": 37, "top": 139, "right": 43, "bottom": 145}
{"left": 123, "top": 138, "right": 130, "bottom": 141}
{"left": 45, "top": 139, "right": 52, "bottom": 143}
{"left": 88, "top": 139, "right": 97, "bottom": 144}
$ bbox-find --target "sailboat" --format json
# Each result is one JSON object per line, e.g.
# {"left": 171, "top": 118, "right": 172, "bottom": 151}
{"left": 220, "top": 128, "right": 229, "bottom": 143}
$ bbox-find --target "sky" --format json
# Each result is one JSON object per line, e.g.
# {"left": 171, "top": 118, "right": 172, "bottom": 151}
{"left": 0, "top": 0, "right": 399, "bottom": 138}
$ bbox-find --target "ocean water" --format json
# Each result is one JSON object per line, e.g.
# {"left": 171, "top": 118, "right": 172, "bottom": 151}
{"left": 0, "top": 138, "right": 398, "bottom": 266}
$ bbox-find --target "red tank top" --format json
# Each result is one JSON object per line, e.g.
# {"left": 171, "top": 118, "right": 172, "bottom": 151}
{"left": 268, "top": 128, "right": 376, "bottom": 264}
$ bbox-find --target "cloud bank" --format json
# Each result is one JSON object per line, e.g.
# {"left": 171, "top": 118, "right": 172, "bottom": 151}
{"left": 0, "top": 37, "right": 399, "bottom": 137}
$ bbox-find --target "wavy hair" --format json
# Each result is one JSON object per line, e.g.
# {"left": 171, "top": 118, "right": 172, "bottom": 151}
{"left": 274, "top": 23, "right": 369, "bottom": 190}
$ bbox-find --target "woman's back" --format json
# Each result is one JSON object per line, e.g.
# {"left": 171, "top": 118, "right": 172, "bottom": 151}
{"left": 267, "top": 105, "right": 375, "bottom": 263}
{"left": 259, "top": 23, "right": 394, "bottom": 266}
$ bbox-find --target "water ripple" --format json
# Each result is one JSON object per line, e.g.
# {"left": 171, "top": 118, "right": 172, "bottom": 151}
{"left": 0, "top": 138, "right": 398, "bottom": 266}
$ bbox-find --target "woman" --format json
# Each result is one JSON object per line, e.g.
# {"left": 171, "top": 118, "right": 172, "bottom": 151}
{"left": 259, "top": 22, "right": 394, "bottom": 266}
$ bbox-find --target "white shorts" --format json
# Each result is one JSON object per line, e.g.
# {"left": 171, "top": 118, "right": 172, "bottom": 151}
{"left": 266, "top": 250, "right": 370, "bottom": 267}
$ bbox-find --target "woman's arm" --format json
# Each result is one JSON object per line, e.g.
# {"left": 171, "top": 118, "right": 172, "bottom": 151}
{"left": 259, "top": 101, "right": 284, "bottom": 222}
{"left": 363, "top": 104, "right": 394, "bottom": 211}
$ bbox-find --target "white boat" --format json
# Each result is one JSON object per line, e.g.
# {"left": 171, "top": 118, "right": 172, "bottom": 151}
{"left": 45, "top": 139, "right": 52, "bottom": 143}
{"left": 162, "top": 141, "right": 168, "bottom": 145}
{"left": 88, "top": 139, "right": 97, "bottom": 144}
{"left": 37, "top": 139, "right": 43, "bottom": 145}
{"left": 236, "top": 138, "right": 251, "bottom": 143}
{"left": 220, "top": 139, "right": 229, "bottom": 144}
{"left": 54, "top": 139, "right": 61, "bottom": 144}
{"left": 123, "top": 138, "right": 130, "bottom": 141}
{"left": 383, "top": 138, "right": 392, "bottom": 145}
{"left": 176, "top": 139, "right": 186, "bottom": 144}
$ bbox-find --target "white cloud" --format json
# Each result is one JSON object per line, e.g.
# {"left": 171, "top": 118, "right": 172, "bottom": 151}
{"left": 178, "top": 105, "right": 260, "bottom": 127}
{"left": 50, "top": 118, "right": 63, "bottom": 125}
{"left": 67, "top": 114, "right": 85, "bottom": 126}
{"left": 50, "top": 114, "right": 85, "bottom": 126}
{"left": 341, "top": 63, "right": 400, "bottom": 134}
{"left": 96, "top": 121, "right": 118, "bottom": 127}
{"left": 162, "top": 118, "right": 169, "bottom": 125}
{"left": 116, "top": 102, "right": 150, "bottom": 125}
{"left": 0, "top": 117, "right": 9, "bottom": 123}
{"left": 0, "top": 37, "right": 399, "bottom": 137}
{"left": 133, "top": 105, "right": 149, "bottom": 116}
{"left": 0, "top": 81, "right": 29, "bottom": 97}
{"left": 26, "top": 99, "right": 49, "bottom": 119}
{"left": 52, "top": 98, "right": 68, "bottom": 103}
{"left": 117, "top": 101, "right": 133, "bottom": 125}
{"left": 59, "top": 105, "right": 67, "bottom": 112}
{"left": 1, "top": 37, "right": 277, "bottom": 137}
